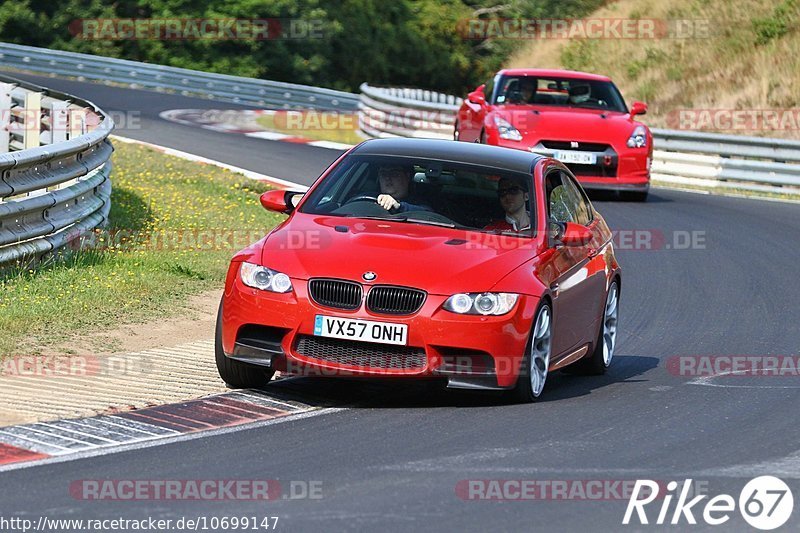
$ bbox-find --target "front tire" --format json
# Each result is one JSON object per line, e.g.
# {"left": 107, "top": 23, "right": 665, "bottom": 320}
{"left": 509, "top": 303, "right": 552, "bottom": 403}
{"left": 215, "top": 299, "right": 274, "bottom": 388}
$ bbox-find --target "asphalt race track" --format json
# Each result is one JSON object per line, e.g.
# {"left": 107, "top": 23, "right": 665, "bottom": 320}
{"left": 2, "top": 74, "right": 800, "bottom": 531}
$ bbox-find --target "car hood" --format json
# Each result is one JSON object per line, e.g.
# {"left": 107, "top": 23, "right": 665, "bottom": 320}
{"left": 258, "top": 214, "right": 537, "bottom": 295}
{"left": 497, "top": 105, "right": 640, "bottom": 145}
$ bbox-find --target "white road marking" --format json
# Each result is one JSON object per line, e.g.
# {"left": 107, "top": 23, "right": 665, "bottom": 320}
{"left": 687, "top": 370, "right": 800, "bottom": 389}
{"left": 245, "top": 131, "right": 291, "bottom": 140}
{"left": 307, "top": 140, "right": 356, "bottom": 150}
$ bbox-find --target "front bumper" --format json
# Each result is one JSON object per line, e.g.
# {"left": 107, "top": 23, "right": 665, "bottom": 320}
{"left": 221, "top": 274, "right": 538, "bottom": 389}
{"left": 493, "top": 138, "right": 651, "bottom": 191}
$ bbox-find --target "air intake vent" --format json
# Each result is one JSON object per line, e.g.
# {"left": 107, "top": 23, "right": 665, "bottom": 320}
{"left": 296, "top": 336, "right": 426, "bottom": 370}
{"left": 366, "top": 286, "right": 426, "bottom": 315}
{"left": 308, "top": 279, "right": 362, "bottom": 310}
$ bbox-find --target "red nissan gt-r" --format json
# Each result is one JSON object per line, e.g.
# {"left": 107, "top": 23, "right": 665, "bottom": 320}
{"left": 455, "top": 69, "right": 652, "bottom": 201}
{"left": 216, "top": 138, "right": 621, "bottom": 402}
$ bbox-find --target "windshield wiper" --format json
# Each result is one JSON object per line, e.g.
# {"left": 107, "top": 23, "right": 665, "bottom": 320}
{"left": 402, "top": 218, "right": 457, "bottom": 228}
{"left": 341, "top": 214, "right": 459, "bottom": 229}
{"left": 343, "top": 214, "right": 403, "bottom": 221}
{"left": 343, "top": 214, "right": 456, "bottom": 227}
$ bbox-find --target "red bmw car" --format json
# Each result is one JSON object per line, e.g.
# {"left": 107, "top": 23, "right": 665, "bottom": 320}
{"left": 216, "top": 139, "right": 621, "bottom": 402}
{"left": 455, "top": 69, "right": 652, "bottom": 201}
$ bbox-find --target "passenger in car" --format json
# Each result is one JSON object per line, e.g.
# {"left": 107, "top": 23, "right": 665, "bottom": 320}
{"left": 484, "top": 176, "right": 531, "bottom": 232}
{"left": 376, "top": 165, "right": 432, "bottom": 213}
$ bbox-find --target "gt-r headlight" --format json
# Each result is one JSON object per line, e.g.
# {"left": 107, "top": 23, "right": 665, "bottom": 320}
{"left": 444, "top": 292, "right": 519, "bottom": 315}
{"left": 493, "top": 116, "right": 523, "bottom": 141}
{"left": 240, "top": 262, "right": 293, "bottom": 293}
{"left": 626, "top": 125, "right": 648, "bottom": 148}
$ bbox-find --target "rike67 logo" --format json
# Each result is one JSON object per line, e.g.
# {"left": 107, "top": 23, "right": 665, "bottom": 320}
{"left": 624, "top": 477, "right": 794, "bottom": 530}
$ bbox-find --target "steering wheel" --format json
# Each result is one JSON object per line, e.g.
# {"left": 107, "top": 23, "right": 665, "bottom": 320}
{"left": 342, "top": 195, "right": 379, "bottom": 205}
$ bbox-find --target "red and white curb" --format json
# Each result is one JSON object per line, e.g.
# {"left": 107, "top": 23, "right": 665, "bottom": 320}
{"left": 159, "top": 109, "right": 356, "bottom": 151}
{"left": 0, "top": 390, "right": 326, "bottom": 470}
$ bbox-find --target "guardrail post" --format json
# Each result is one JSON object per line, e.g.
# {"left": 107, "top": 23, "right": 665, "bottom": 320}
{"left": 68, "top": 105, "right": 86, "bottom": 139}
{"left": 46, "top": 101, "right": 72, "bottom": 192}
{"left": 23, "top": 90, "right": 41, "bottom": 149}
{"left": 0, "top": 83, "right": 11, "bottom": 152}
{"left": 48, "top": 100, "right": 69, "bottom": 145}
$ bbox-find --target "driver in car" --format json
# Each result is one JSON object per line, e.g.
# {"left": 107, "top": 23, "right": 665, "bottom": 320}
{"left": 484, "top": 176, "right": 531, "bottom": 232}
{"left": 376, "top": 165, "right": 431, "bottom": 213}
{"left": 517, "top": 77, "right": 536, "bottom": 104}
{"left": 506, "top": 77, "right": 536, "bottom": 104}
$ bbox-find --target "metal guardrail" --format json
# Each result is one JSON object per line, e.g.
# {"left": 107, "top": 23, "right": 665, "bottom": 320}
{"left": 358, "top": 84, "right": 800, "bottom": 195}
{"left": 649, "top": 129, "right": 800, "bottom": 194}
{"left": 0, "top": 73, "right": 113, "bottom": 266}
{"left": 0, "top": 42, "right": 359, "bottom": 112}
{"left": 358, "top": 83, "right": 461, "bottom": 140}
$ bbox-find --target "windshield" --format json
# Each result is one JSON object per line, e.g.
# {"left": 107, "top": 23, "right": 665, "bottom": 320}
{"left": 300, "top": 155, "right": 535, "bottom": 236}
{"left": 494, "top": 75, "right": 628, "bottom": 113}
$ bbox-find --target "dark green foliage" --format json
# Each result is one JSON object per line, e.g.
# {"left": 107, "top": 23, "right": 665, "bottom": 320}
{"left": 0, "top": 0, "right": 605, "bottom": 94}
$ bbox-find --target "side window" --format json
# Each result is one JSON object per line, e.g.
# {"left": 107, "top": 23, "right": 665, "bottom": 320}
{"left": 546, "top": 170, "right": 593, "bottom": 225}
{"left": 546, "top": 171, "right": 577, "bottom": 224}
{"left": 562, "top": 174, "right": 593, "bottom": 225}
{"left": 484, "top": 74, "right": 498, "bottom": 104}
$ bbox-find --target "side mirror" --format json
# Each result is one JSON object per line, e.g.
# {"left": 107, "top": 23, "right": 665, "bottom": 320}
{"left": 468, "top": 85, "right": 486, "bottom": 105}
{"left": 260, "top": 190, "right": 303, "bottom": 214}
{"left": 560, "top": 222, "right": 593, "bottom": 246}
{"left": 630, "top": 101, "right": 647, "bottom": 116}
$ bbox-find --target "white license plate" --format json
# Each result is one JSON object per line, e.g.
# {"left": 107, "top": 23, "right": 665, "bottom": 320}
{"left": 553, "top": 150, "right": 596, "bottom": 165}
{"left": 314, "top": 315, "right": 408, "bottom": 346}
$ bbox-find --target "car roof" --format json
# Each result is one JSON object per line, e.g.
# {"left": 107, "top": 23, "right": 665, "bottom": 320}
{"left": 350, "top": 138, "right": 543, "bottom": 174}
{"left": 497, "top": 68, "right": 612, "bottom": 82}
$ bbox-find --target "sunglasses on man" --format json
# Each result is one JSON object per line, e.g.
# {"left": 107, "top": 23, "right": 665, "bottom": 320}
{"left": 497, "top": 186, "right": 523, "bottom": 197}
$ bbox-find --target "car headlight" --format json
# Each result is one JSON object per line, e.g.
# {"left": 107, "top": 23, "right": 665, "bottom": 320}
{"left": 443, "top": 292, "right": 519, "bottom": 315}
{"left": 493, "top": 116, "right": 523, "bottom": 141}
{"left": 240, "top": 262, "right": 293, "bottom": 293}
{"left": 626, "top": 125, "right": 647, "bottom": 148}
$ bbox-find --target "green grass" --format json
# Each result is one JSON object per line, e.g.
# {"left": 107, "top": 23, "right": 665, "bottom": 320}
{"left": 0, "top": 142, "right": 284, "bottom": 356}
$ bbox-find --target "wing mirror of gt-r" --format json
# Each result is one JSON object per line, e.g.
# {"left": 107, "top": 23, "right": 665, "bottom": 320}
{"left": 260, "top": 190, "right": 304, "bottom": 214}
{"left": 468, "top": 85, "right": 486, "bottom": 105}
{"left": 552, "top": 222, "right": 593, "bottom": 246}
{"left": 630, "top": 101, "right": 647, "bottom": 116}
